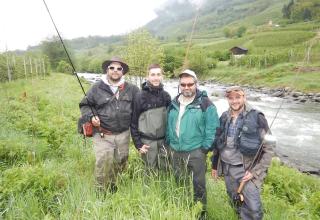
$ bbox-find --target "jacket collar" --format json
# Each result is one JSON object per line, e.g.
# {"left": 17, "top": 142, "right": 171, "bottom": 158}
{"left": 142, "top": 81, "right": 164, "bottom": 93}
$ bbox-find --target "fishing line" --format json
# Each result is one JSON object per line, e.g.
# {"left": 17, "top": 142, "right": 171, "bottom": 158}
{"left": 42, "top": 0, "right": 97, "bottom": 118}
{"left": 183, "top": 8, "right": 200, "bottom": 69}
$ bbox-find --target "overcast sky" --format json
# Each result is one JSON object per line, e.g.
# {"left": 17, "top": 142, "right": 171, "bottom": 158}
{"left": 0, "top": 0, "right": 168, "bottom": 52}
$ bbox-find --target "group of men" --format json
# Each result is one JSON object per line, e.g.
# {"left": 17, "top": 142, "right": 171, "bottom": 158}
{"left": 79, "top": 56, "right": 275, "bottom": 220}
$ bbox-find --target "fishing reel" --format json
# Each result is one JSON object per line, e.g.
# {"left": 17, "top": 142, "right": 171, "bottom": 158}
{"left": 233, "top": 181, "right": 245, "bottom": 206}
{"left": 232, "top": 192, "right": 244, "bottom": 206}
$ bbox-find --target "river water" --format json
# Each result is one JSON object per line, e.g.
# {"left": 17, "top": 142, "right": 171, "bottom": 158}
{"left": 78, "top": 73, "right": 320, "bottom": 174}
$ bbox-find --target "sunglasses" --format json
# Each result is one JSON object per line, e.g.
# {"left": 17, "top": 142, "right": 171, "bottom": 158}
{"left": 180, "top": 83, "right": 195, "bottom": 88}
{"left": 108, "top": 66, "right": 123, "bottom": 71}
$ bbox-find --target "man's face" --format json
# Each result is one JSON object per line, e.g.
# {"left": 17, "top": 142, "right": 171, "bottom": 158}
{"left": 107, "top": 62, "right": 123, "bottom": 82}
{"left": 227, "top": 92, "right": 246, "bottom": 112}
{"left": 147, "top": 68, "right": 163, "bottom": 87}
{"left": 179, "top": 76, "right": 196, "bottom": 98}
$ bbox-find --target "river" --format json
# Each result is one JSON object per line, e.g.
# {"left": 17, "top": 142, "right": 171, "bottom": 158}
{"left": 78, "top": 73, "right": 320, "bottom": 174}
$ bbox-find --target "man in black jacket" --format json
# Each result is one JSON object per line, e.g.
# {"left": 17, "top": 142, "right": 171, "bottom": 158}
{"left": 79, "top": 57, "right": 139, "bottom": 192}
{"left": 130, "top": 64, "right": 171, "bottom": 170}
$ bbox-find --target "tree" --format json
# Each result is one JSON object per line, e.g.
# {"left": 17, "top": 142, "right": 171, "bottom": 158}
{"left": 40, "top": 37, "right": 70, "bottom": 71}
{"left": 282, "top": 0, "right": 294, "bottom": 19}
{"left": 237, "top": 26, "right": 247, "bottom": 38}
{"left": 56, "top": 60, "right": 72, "bottom": 74}
{"left": 223, "top": 28, "right": 232, "bottom": 38}
{"left": 124, "top": 29, "right": 164, "bottom": 86}
{"left": 302, "top": 8, "right": 312, "bottom": 21}
{"left": 188, "top": 49, "right": 209, "bottom": 76}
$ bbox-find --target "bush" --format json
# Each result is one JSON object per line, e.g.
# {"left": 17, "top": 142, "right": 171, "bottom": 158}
{"left": 0, "top": 166, "right": 67, "bottom": 216}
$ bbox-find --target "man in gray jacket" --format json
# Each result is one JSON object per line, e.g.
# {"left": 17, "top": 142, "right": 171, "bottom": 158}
{"left": 79, "top": 57, "right": 139, "bottom": 193}
{"left": 211, "top": 86, "right": 275, "bottom": 220}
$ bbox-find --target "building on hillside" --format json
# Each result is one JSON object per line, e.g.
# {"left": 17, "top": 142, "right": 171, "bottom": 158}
{"left": 230, "top": 46, "right": 248, "bottom": 58}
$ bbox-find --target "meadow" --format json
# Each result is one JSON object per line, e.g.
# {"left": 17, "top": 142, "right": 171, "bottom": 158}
{"left": 0, "top": 73, "right": 319, "bottom": 219}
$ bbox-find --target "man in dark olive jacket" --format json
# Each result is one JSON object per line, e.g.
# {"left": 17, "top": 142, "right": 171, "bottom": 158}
{"left": 79, "top": 57, "right": 139, "bottom": 193}
{"left": 130, "top": 64, "right": 171, "bottom": 170}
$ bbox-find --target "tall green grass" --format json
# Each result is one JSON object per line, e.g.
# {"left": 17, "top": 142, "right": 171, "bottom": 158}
{"left": 0, "top": 74, "right": 319, "bottom": 219}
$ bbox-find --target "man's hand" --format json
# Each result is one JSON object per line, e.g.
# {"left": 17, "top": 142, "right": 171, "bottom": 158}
{"left": 242, "top": 171, "right": 253, "bottom": 182}
{"left": 211, "top": 169, "right": 218, "bottom": 180}
{"left": 139, "top": 145, "right": 150, "bottom": 154}
{"left": 91, "top": 116, "right": 100, "bottom": 127}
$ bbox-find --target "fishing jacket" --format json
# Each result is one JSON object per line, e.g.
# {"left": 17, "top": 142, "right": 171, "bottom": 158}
{"left": 130, "top": 81, "right": 171, "bottom": 149}
{"left": 211, "top": 104, "right": 275, "bottom": 187}
{"left": 79, "top": 80, "right": 139, "bottom": 134}
{"left": 166, "top": 90, "right": 219, "bottom": 152}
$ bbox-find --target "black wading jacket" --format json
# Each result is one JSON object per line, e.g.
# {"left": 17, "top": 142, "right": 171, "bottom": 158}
{"left": 79, "top": 80, "right": 139, "bottom": 134}
{"left": 130, "top": 81, "right": 171, "bottom": 149}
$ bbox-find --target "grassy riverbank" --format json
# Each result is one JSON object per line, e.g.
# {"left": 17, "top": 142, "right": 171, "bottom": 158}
{"left": 203, "top": 63, "right": 320, "bottom": 93}
{"left": 0, "top": 73, "right": 319, "bottom": 219}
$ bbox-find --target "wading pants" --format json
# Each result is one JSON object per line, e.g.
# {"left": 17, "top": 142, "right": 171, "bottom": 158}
{"left": 141, "top": 138, "right": 170, "bottom": 171}
{"left": 223, "top": 162, "right": 263, "bottom": 220}
{"left": 172, "top": 148, "right": 207, "bottom": 207}
{"left": 93, "top": 130, "right": 130, "bottom": 189}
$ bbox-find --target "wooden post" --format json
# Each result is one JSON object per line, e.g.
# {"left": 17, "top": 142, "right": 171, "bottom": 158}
{"left": 42, "top": 58, "right": 46, "bottom": 78}
{"left": 29, "top": 57, "right": 33, "bottom": 74}
{"left": 5, "top": 50, "right": 12, "bottom": 82}
{"left": 35, "top": 59, "right": 38, "bottom": 78}
{"left": 23, "top": 57, "right": 27, "bottom": 79}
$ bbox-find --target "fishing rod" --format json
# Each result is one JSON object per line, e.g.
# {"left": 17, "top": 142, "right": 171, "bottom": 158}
{"left": 42, "top": 0, "right": 97, "bottom": 120}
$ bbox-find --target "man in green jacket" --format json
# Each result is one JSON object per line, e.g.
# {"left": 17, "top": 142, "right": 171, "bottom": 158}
{"left": 166, "top": 69, "right": 219, "bottom": 217}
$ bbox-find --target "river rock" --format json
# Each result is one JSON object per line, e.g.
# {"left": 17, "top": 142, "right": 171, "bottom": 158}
{"left": 315, "top": 93, "right": 320, "bottom": 97}
{"left": 284, "top": 87, "right": 291, "bottom": 92}
{"left": 313, "top": 97, "right": 320, "bottom": 102}
{"left": 271, "top": 91, "right": 284, "bottom": 97}
{"left": 291, "top": 92, "right": 303, "bottom": 97}
{"left": 299, "top": 97, "right": 307, "bottom": 103}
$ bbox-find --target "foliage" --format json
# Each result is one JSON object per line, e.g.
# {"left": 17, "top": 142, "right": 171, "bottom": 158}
{"left": 163, "top": 47, "right": 184, "bottom": 76}
{"left": 187, "top": 49, "right": 209, "bottom": 76}
{"left": 56, "top": 60, "right": 73, "bottom": 74}
{"left": 236, "top": 26, "right": 247, "bottom": 38}
{"left": 263, "top": 160, "right": 320, "bottom": 218}
{"left": 124, "top": 29, "right": 165, "bottom": 84}
{"left": 0, "top": 165, "right": 67, "bottom": 217}
{"left": 282, "top": 0, "right": 320, "bottom": 21}
{"left": 40, "top": 36, "right": 71, "bottom": 71}
{"left": 224, "top": 26, "right": 247, "bottom": 38}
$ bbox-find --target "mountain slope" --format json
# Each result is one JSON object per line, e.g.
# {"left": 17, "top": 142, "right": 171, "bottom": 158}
{"left": 146, "top": 0, "right": 288, "bottom": 38}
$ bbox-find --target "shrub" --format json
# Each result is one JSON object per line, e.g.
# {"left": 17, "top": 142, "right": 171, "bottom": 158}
{"left": 0, "top": 165, "right": 68, "bottom": 217}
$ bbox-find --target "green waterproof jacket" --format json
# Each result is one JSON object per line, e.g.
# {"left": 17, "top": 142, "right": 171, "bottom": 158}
{"left": 166, "top": 90, "right": 219, "bottom": 152}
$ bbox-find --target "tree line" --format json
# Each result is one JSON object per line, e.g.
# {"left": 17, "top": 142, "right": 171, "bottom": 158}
{"left": 282, "top": 0, "right": 320, "bottom": 21}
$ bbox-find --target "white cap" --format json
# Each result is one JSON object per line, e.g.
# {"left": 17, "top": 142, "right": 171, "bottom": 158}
{"left": 179, "top": 69, "right": 197, "bottom": 81}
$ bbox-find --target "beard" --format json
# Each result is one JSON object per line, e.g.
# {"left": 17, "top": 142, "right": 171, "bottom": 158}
{"left": 230, "top": 103, "right": 244, "bottom": 112}
{"left": 182, "top": 90, "right": 195, "bottom": 97}
{"left": 108, "top": 73, "right": 122, "bottom": 83}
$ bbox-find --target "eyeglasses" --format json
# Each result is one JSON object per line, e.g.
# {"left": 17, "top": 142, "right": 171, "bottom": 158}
{"left": 180, "top": 83, "right": 195, "bottom": 88}
{"left": 108, "top": 66, "right": 123, "bottom": 71}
